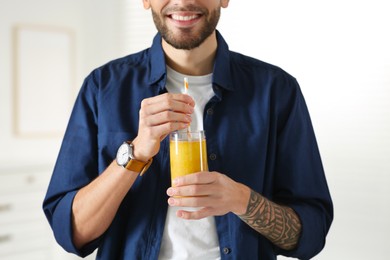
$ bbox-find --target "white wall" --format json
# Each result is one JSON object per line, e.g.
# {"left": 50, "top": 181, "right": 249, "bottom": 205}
{"left": 0, "top": 0, "right": 126, "bottom": 166}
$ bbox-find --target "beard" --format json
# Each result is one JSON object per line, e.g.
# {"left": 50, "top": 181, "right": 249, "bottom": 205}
{"left": 151, "top": 5, "right": 221, "bottom": 50}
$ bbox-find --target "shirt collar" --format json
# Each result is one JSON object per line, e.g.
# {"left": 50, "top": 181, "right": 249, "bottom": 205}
{"left": 148, "top": 30, "right": 234, "bottom": 92}
{"left": 148, "top": 33, "right": 167, "bottom": 88}
{"left": 213, "top": 30, "right": 234, "bottom": 91}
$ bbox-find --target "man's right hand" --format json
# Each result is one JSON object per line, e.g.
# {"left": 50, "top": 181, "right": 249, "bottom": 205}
{"left": 131, "top": 93, "right": 195, "bottom": 162}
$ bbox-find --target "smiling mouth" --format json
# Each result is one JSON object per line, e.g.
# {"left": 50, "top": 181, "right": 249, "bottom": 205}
{"left": 170, "top": 14, "right": 200, "bottom": 21}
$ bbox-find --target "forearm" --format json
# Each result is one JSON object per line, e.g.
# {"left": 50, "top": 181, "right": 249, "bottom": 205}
{"left": 238, "top": 189, "right": 302, "bottom": 250}
{"left": 72, "top": 160, "right": 138, "bottom": 249}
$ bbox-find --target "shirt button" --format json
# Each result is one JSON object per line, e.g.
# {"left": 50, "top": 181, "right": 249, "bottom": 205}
{"left": 206, "top": 108, "right": 214, "bottom": 115}
{"left": 209, "top": 153, "right": 217, "bottom": 160}
{"left": 223, "top": 247, "right": 231, "bottom": 254}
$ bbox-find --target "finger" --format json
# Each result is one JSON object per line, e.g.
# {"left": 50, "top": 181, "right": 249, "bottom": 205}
{"left": 173, "top": 172, "right": 216, "bottom": 187}
{"left": 143, "top": 93, "right": 194, "bottom": 107}
{"left": 167, "top": 184, "right": 210, "bottom": 197}
{"left": 167, "top": 195, "right": 213, "bottom": 208}
{"left": 177, "top": 207, "right": 214, "bottom": 220}
{"left": 143, "top": 110, "right": 192, "bottom": 128}
{"left": 141, "top": 93, "right": 194, "bottom": 116}
{"left": 149, "top": 121, "right": 191, "bottom": 139}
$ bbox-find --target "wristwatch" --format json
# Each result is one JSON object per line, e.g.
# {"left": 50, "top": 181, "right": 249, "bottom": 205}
{"left": 116, "top": 141, "right": 153, "bottom": 176}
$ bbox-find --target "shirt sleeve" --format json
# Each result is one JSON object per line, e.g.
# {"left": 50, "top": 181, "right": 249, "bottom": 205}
{"left": 42, "top": 71, "right": 101, "bottom": 257}
{"left": 272, "top": 76, "right": 333, "bottom": 259}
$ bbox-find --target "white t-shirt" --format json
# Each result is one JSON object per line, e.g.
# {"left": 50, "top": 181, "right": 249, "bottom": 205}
{"left": 158, "top": 66, "right": 220, "bottom": 260}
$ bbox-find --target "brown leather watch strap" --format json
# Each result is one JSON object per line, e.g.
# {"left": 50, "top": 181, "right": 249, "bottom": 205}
{"left": 124, "top": 158, "right": 153, "bottom": 176}
{"left": 124, "top": 159, "right": 145, "bottom": 173}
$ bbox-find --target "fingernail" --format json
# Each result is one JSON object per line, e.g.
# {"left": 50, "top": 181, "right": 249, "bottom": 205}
{"left": 167, "top": 188, "right": 175, "bottom": 196}
{"left": 168, "top": 198, "right": 175, "bottom": 206}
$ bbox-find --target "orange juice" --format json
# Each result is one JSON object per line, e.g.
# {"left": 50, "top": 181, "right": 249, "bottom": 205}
{"left": 169, "top": 131, "right": 208, "bottom": 185}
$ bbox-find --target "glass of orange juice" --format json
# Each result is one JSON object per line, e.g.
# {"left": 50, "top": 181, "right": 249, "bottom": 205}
{"left": 169, "top": 130, "right": 208, "bottom": 186}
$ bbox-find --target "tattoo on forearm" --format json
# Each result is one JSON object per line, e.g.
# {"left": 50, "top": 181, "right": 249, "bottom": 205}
{"left": 239, "top": 190, "right": 302, "bottom": 250}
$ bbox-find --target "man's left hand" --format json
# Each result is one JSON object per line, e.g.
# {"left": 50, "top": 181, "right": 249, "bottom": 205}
{"left": 166, "top": 172, "right": 250, "bottom": 220}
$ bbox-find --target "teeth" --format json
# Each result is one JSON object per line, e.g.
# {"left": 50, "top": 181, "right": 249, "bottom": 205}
{"left": 171, "top": 14, "right": 198, "bottom": 21}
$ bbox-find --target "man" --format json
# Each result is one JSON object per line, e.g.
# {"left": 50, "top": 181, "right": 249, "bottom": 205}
{"left": 43, "top": 0, "right": 333, "bottom": 259}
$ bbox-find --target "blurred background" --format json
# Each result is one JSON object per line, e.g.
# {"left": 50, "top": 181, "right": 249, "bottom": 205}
{"left": 0, "top": 0, "right": 389, "bottom": 259}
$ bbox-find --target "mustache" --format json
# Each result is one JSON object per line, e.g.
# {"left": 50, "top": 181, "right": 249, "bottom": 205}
{"left": 162, "top": 4, "right": 207, "bottom": 15}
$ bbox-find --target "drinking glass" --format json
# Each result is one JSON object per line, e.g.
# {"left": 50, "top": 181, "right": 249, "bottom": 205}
{"left": 169, "top": 130, "right": 208, "bottom": 186}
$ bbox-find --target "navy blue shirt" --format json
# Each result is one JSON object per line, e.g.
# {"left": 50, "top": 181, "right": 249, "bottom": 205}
{"left": 43, "top": 31, "right": 333, "bottom": 260}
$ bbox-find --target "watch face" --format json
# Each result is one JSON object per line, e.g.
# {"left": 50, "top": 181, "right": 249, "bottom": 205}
{"left": 116, "top": 143, "right": 130, "bottom": 166}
